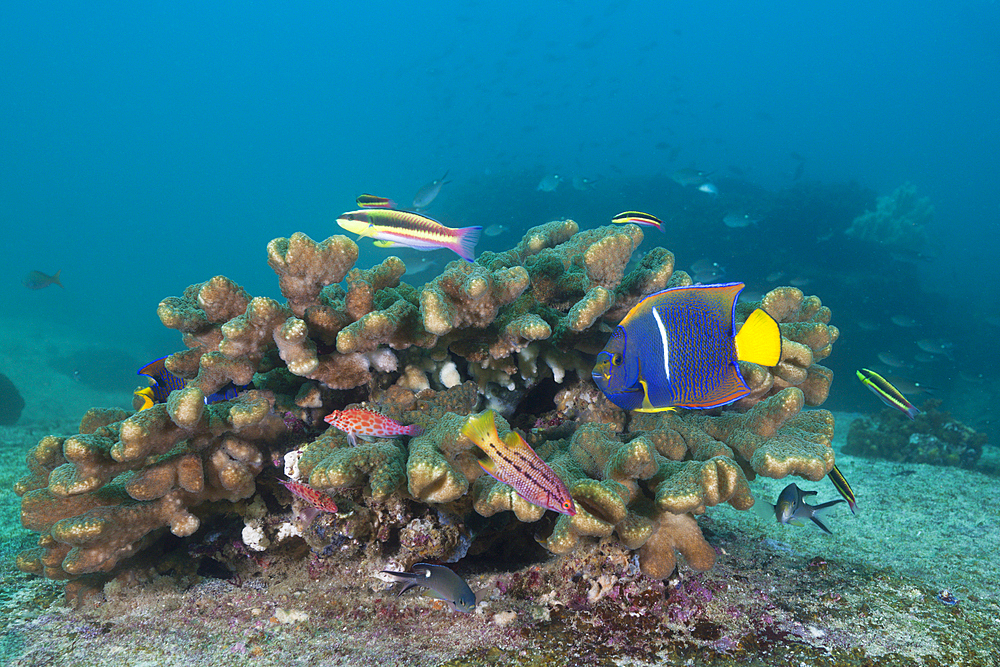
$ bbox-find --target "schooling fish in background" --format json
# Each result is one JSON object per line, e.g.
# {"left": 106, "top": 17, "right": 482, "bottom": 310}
{"left": 536, "top": 173, "right": 562, "bottom": 192}
{"left": 380, "top": 563, "right": 477, "bottom": 613}
{"left": 22, "top": 270, "right": 62, "bottom": 290}
{"left": 698, "top": 182, "right": 718, "bottom": 196}
{"left": 461, "top": 410, "right": 576, "bottom": 516}
{"left": 571, "top": 175, "right": 598, "bottom": 191}
{"left": 324, "top": 407, "right": 423, "bottom": 447}
{"left": 593, "top": 283, "right": 781, "bottom": 412}
{"left": 756, "top": 483, "right": 845, "bottom": 534}
{"left": 670, "top": 167, "right": 713, "bottom": 187}
{"left": 336, "top": 209, "right": 482, "bottom": 262}
{"left": 612, "top": 210, "right": 664, "bottom": 233}
{"left": 857, "top": 368, "right": 921, "bottom": 419}
{"left": 356, "top": 193, "right": 399, "bottom": 209}
{"left": 135, "top": 356, "right": 247, "bottom": 410}
{"left": 827, "top": 464, "right": 857, "bottom": 514}
{"left": 722, "top": 212, "right": 761, "bottom": 229}
{"left": 412, "top": 171, "right": 451, "bottom": 210}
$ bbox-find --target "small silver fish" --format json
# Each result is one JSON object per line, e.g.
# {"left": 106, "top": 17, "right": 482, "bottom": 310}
{"left": 484, "top": 224, "right": 508, "bottom": 237}
{"left": 915, "top": 339, "right": 954, "bottom": 358}
{"left": 722, "top": 212, "right": 759, "bottom": 228}
{"left": 412, "top": 171, "right": 451, "bottom": 210}
{"left": 380, "top": 563, "right": 477, "bottom": 613}
{"left": 876, "top": 351, "right": 909, "bottom": 369}
{"left": 698, "top": 182, "right": 718, "bottom": 195}
{"left": 537, "top": 174, "right": 562, "bottom": 192}
{"left": 571, "top": 175, "right": 597, "bottom": 191}
{"left": 890, "top": 315, "right": 917, "bottom": 328}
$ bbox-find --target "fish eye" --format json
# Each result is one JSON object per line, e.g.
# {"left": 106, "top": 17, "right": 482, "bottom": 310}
{"left": 611, "top": 353, "right": 622, "bottom": 366}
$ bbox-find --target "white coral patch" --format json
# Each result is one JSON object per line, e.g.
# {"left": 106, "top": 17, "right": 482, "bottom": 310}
{"left": 440, "top": 361, "right": 462, "bottom": 388}
{"left": 365, "top": 348, "right": 398, "bottom": 373}
{"left": 275, "top": 522, "right": 303, "bottom": 543}
{"left": 242, "top": 523, "right": 269, "bottom": 552}
{"left": 283, "top": 449, "right": 304, "bottom": 480}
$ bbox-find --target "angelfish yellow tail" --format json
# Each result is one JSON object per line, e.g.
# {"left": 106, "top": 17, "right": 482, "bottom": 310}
{"left": 735, "top": 308, "right": 782, "bottom": 366}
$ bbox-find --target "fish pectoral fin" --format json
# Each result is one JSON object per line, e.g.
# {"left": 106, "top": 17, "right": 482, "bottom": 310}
{"left": 735, "top": 308, "right": 782, "bottom": 366}
{"left": 474, "top": 448, "right": 498, "bottom": 477}
{"left": 788, "top": 518, "right": 806, "bottom": 527}
{"left": 632, "top": 379, "right": 676, "bottom": 413}
{"left": 373, "top": 240, "right": 400, "bottom": 247}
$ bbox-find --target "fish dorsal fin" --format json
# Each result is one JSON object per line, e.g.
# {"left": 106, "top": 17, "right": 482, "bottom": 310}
{"left": 502, "top": 431, "right": 527, "bottom": 451}
{"left": 138, "top": 356, "right": 169, "bottom": 380}
{"left": 734, "top": 308, "right": 781, "bottom": 366}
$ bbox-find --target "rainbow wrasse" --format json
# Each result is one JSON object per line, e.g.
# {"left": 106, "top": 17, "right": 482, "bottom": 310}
{"left": 857, "top": 368, "right": 920, "bottom": 419}
{"left": 336, "top": 208, "right": 481, "bottom": 262}
{"left": 461, "top": 410, "right": 575, "bottom": 516}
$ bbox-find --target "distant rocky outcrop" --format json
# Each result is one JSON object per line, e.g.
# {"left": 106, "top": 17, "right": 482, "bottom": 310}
{"left": 0, "top": 371, "right": 25, "bottom": 425}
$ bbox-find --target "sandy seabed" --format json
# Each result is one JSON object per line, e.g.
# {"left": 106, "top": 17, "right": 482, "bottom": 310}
{"left": 2, "top": 315, "right": 999, "bottom": 667}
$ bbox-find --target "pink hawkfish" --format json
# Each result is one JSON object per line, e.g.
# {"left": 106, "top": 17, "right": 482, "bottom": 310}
{"left": 324, "top": 408, "right": 424, "bottom": 446}
{"left": 278, "top": 478, "right": 338, "bottom": 526}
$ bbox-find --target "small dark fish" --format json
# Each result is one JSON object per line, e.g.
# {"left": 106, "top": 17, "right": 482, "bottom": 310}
{"left": 612, "top": 210, "right": 664, "bottom": 233}
{"left": 412, "top": 171, "right": 451, "bottom": 210}
{"left": 23, "top": 270, "right": 62, "bottom": 290}
{"left": 381, "top": 563, "right": 477, "bottom": 613}
{"left": 764, "top": 483, "right": 844, "bottom": 534}
{"left": 356, "top": 193, "right": 399, "bottom": 209}
{"left": 827, "top": 464, "right": 856, "bottom": 514}
{"left": 857, "top": 368, "right": 920, "bottom": 419}
{"left": 792, "top": 162, "right": 805, "bottom": 181}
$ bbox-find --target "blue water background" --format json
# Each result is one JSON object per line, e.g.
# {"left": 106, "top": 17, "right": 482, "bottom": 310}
{"left": 1, "top": 2, "right": 997, "bottom": 427}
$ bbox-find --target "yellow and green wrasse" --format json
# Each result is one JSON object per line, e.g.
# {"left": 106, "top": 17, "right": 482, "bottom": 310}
{"left": 827, "top": 464, "right": 856, "bottom": 514}
{"left": 337, "top": 208, "right": 481, "bottom": 262}
{"left": 612, "top": 210, "right": 664, "bottom": 233}
{"left": 356, "top": 193, "right": 398, "bottom": 209}
{"left": 857, "top": 368, "right": 920, "bottom": 419}
{"left": 461, "top": 411, "right": 575, "bottom": 516}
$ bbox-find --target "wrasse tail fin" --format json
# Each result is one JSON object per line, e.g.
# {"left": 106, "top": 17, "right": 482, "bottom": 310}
{"left": 735, "top": 308, "right": 781, "bottom": 366}
{"left": 454, "top": 226, "right": 482, "bottom": 262}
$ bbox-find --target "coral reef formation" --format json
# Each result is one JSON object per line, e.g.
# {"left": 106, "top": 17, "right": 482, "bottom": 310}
{"left": 844, "top": 398, "right": 985, "bottom": 468}
{"left": 845, "top": 182, "right": 933, "bottom": 251}
{"left": 14, "top": 220, "right": 840, "bottom": 584}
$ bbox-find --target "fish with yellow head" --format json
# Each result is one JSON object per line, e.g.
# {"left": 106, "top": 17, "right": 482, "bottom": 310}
{"left": 593, "top": 283, "right": 781, "bottom": 412}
